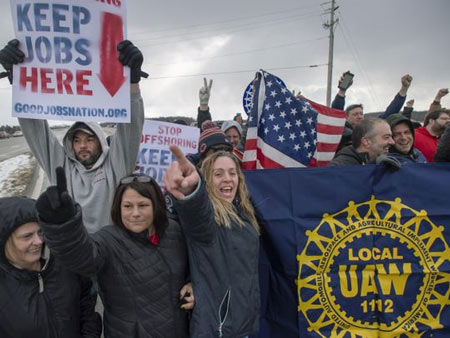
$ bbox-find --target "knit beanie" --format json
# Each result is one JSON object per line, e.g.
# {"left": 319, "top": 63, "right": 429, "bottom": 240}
{"left": 199, "top": 121, "right": 233, "bottom": 155}
{"left": 221, "top": 120, "right": 242, "bottom": 137}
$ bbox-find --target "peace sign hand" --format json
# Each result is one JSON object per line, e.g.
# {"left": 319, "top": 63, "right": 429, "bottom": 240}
{"left": 199, "top": 77, "right": 213, "bottom": 106}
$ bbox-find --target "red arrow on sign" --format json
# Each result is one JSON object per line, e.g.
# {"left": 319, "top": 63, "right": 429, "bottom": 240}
{"left": 98, "top": 12, "right": 126, "bottom": 97}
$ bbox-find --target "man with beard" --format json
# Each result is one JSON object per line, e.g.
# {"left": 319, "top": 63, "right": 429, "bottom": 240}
{"left": 0, "top": 39, "right": 145, "bottom": 233}
{"left": 329, "top": 118, "right": 395, "bottom": 166}
{"left": 414, "top": 109, "right": 450, "bottom": 162}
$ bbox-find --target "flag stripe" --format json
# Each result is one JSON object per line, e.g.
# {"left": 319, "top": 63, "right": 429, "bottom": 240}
{"left": 316, "top": 142, "right": 341, "bottom": 152}
{"left": 316, "top": 123, "right": 345, "bottom": 135}
{"left": 257, "top": 150, "right": 284, "bottom": 169}
{"left": 307, "top": 99, "right": 346, "bottom": 118}
{"left": 257, "top": 138, "right": 306, "bottom": 168}
{"left": 314, "top": 151, "right": 336, "bottom": 161}
{"left": 316, "top": 132, "right": 344, "bottom": 144}
{"left": 243, "top": 70, "right": 346, "bottom": 169}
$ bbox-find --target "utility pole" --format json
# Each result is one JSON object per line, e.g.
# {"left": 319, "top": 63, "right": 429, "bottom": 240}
{"left": 323, "top": 0, "right": 338, "bottom": 107}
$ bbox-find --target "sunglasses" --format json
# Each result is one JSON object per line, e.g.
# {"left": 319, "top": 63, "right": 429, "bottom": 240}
{"left": 210, "top": 145, "right": 232, "bottom": 152}
{"left": 120, "top": 175, "right": 153, "bottom": 184}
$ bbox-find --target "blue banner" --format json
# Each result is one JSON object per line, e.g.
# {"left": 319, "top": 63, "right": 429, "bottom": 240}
{"left": 246, "top": 163, "right": 450, "bottom": 338}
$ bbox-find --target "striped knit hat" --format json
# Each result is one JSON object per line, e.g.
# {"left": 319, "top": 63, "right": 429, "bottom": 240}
{"left": 199, "top": 121, "right": 233, "bottom": 156}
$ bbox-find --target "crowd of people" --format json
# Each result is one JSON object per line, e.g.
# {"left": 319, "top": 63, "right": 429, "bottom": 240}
{"left": 329, "top": 74, "right": 450, "bottom": 167}
{"left": 0, "top": 37, "right": 449, "bottom": 338}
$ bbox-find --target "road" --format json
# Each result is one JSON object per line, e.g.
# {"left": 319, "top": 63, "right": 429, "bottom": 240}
{"left": 0, "top": 128, "right": 68, "bottom": 162}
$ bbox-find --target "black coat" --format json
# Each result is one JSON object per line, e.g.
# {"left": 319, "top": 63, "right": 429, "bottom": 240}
{"left": 328, "top": 145, "right": 371, "bottom": 166}
{"left": 40, "top": 206, "right": 190, "bottom": 338}
{"left": 173, "top": 181, "right": 260, "bottom": 338}
{"left": 435, "top": 127, "right": 450, "bottom": 162}
{"left": 0, "top": 197, "right": 101, "bottom": 338}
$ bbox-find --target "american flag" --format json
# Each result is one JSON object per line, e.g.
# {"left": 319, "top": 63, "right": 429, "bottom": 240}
{"left": 242, "top": 70, "right": 346, "bottom": 169}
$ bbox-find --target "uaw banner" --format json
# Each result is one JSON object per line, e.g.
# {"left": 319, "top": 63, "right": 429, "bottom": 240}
{"left": 136, "top": 120, "right": 199, "bottom": 186}
{"left": 10, "top": 0, "right": 130, "bottom": 122}
{"left": 245, "top": 163, "right": 450, "bottom": 338}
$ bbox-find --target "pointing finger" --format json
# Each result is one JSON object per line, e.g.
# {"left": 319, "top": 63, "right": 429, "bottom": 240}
{"left": 208, "top": 79, "right": 213, "bottom": 90}
{"left": 203, "top": 77, "right": 207, "bottom": 89}
{"left": 55, "top": 167, "right": 67, "bottom": 194}
{"left": 169, "top": 144, "right": 189, "bottom": 167}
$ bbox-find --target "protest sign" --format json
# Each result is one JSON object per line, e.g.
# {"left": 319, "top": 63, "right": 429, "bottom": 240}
{"left": 10, "top": 0, "right": 130, "bottom": 123}
{"left": 136, "top": 120, "right": 200, "bottom": 186}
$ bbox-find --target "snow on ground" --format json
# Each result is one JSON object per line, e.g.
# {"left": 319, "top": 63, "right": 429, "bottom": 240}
{"left": 0, "top": 153, "right": 36, "bottom": 197}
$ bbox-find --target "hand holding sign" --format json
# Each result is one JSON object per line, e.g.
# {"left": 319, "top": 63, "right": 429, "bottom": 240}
{"left": 117, "top": 40, "right": 148, "bottom": 84}
{"left": 0, "top": 39, "right": 24, "bottom": 84}
{"left": 36, "top": 167, "right": 76, "bottom": 224}
{"left": 163, "top": 145, "right": 200, "bottom": 200}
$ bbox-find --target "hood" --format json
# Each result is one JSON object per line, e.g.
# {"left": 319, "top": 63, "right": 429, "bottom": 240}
{"left": 221, "top": 120, "right": 242, "bottom": 137}
{"left": 63, "top": 121, "right": 109, "bottom": 171}
{"left": 0, "top": 197, "right": 38, "bottom": 271}
{"left": 386, "top": 114, "right": 415, "bottom": 137}
{"left": 386, "top": 114, "right": 416, "bottom": 154}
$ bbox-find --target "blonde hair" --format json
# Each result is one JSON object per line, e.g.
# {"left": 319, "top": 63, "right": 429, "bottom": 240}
{"left": 201, "top": 151, "right": 259, "bottom": 233}
{"left": 4, "top": 236, "right": 16, "bottom": 264}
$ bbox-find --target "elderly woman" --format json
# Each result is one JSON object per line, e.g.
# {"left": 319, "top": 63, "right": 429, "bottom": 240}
{"left": 164, "top": 145, "right": 260, "bottom": 338}
{"left": 35, "top": 169, "right": 192, "bottom": 338}
{"left": 0, "top": 196, "right": 101, "bottom": 338}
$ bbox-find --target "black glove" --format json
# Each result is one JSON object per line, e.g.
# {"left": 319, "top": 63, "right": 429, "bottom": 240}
{"left": 376, "top": 154, "right": 402, "bottom": 171}
{"left": 117, "top": 40, "right": 148, "bottom": 84}
{"left": 0, "top": 39, "right": 25, "bottom": 84}
{"left": 36, "top": 167, "right": 76, "bottom": 224}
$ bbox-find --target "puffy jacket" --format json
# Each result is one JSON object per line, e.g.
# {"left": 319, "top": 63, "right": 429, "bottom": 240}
{"left": 328, "top": 145, "right": 371, "bottom": 166}
{"left": 0, "top": 197, "right": 101, "bottom": 338}
{"left": 173, "top": 181, "right": 260, "bottom": 338}
{"left": 40, "top": 206, "right": 190, "bottom": 338}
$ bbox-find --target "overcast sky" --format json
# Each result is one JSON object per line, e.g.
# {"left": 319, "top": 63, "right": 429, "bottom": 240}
{"left": 0, "top": 0, "right": 449, "bottom": 126}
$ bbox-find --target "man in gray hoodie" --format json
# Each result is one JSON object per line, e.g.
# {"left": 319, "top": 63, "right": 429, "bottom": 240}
{"left": 0, "top": 40, "right": 145, "bottom": 233}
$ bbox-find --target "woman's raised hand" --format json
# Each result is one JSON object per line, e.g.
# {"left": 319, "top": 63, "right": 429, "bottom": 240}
{"left": 164, "top": 145, "right": 200, "bottom": 200}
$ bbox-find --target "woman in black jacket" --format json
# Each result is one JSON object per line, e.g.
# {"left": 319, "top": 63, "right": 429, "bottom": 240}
{"left": 0, "top": 196, "right": 101, "bottom": 338}
{"left": 36, "top": 169, "right": 192, "bottom": 338}
{"left": 164, "top": 146, "right": 260, "bottom": 338}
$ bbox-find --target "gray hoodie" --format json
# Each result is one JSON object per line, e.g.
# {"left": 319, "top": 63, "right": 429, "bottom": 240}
{"left": 19, "top": 89, "right": 144, "bottom": 233}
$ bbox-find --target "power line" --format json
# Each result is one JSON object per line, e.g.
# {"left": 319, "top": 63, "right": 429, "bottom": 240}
{"left": 130, "top": 4, "right": 320, "bottom": 38}
{"left": 148, "top": 36, "right": 328, "bottom": 67}
{"left": 135, "top": 12, "right": 323, "bottom": 47}
{"left": 338, "top": 10, "right": 380, "bottom": 109}
{"left": 147, "top": 64, "right": 328, "bottom": 80}
{"left": 134, "top": 10, "right": 322, "bottom": 43}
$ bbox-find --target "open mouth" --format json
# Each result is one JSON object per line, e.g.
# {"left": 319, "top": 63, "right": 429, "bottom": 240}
{"left": 220, "top": 186, "right": 233, "bottom": 193}
{"left": 219, "top": 186, "right": 235, "bottom": 199}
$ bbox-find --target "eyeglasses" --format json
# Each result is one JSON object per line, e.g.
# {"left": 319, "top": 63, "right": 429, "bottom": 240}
{"left": 120, "top": 175, "right": 153, "bottom": 184}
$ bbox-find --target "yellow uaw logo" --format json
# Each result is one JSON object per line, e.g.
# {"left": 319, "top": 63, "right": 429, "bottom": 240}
{"left": 297, "top": 196, "right": 450, "bottom": 337}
